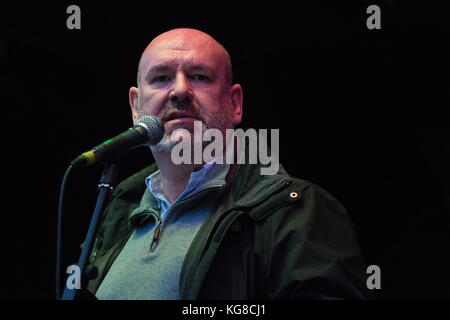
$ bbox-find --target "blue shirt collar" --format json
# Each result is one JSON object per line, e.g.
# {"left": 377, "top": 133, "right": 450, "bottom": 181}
{"left": 145, "top": 159, "right": 230, "bottom": 215}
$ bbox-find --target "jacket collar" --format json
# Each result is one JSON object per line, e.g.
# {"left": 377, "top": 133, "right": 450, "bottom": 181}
{"left": 126, "top": 160, "right": 294, "bottom": 223}
{"left": 227, "top": 161, "right": 295, "bottom": 220}
{"left": 114, "top": 146, "right": 296, "bottom": 227}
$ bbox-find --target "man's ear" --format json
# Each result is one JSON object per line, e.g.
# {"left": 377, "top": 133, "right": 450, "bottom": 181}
{"left": 230, "top": 84, "right": 243, "bottom": 126}
{"left": 129, "top": 86, "right": 139, "bottom": 124}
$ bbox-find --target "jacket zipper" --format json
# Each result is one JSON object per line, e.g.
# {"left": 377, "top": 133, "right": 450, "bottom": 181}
{"left": 140, "top": 210, "right": 161, "bottom": 253}
{"left": 149, "top": 218, "right": 162, "bottom": 252}
{"left": 148, "top": 184, "right": 225, "bottom": 252}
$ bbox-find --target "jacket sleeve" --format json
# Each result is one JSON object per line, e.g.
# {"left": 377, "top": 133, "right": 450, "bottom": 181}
{"left": 264, "top": 181, "right": 372, "bottom": 299}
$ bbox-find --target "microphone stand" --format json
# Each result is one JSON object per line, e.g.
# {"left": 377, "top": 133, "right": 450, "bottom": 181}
{"left": 61, "top": 162, "right": 119, "bottom": 300}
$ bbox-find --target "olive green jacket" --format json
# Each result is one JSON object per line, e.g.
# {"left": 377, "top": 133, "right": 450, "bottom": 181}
{"left": 85, "top": 161, "right": 370, "bottom": 299}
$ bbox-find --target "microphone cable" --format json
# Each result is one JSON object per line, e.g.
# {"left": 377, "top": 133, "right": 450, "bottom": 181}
{"left": 56, "top": 164, "right": 73, "bottom": 300}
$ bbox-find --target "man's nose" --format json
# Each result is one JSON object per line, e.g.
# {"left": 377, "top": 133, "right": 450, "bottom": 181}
{"left": 169, "top": 72, "right": 193, "bottom": 107}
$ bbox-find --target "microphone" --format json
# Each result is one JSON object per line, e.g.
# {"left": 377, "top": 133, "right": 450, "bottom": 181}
{"left": 70, "top": 115, "right": 164, "bottom": 168}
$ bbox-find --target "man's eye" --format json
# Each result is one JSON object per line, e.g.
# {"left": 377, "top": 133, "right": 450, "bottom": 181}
{"left": 152, "top": 75, "right": 171, "bottom": 83}
{"left": 190, "top": 74, "right": 209, "bottom": 81}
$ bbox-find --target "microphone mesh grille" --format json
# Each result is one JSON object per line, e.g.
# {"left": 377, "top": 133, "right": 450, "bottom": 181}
{"left": 136, "top": 116, "right": 165, "bottom": 146}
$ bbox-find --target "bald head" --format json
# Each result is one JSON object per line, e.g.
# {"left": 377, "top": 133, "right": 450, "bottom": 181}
{"left": 136, "top": 28, "right": 232, "bottom": 87}
{"left": 128, "top": 27, "right": 243, "bottom": 152}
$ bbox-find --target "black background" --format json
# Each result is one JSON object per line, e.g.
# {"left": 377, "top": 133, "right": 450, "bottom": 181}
{"left": 1, "top": 0, "right": 449, "bottom": 299}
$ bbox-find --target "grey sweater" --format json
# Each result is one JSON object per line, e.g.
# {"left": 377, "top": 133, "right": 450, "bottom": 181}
{"left": 95, "top": 162, "right": 230, "bottom": 299}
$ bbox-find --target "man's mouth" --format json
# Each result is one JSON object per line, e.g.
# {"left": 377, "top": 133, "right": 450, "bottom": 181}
{"left": 164, "top": 111, "right": 201, "bottom": 123}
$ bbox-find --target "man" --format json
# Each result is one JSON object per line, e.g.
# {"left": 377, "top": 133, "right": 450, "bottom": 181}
{"left": 86, "top": 28, "right": 370, "bottom": 299}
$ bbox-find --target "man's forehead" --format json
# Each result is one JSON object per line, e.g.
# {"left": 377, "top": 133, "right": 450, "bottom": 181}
{"left": 140, "top": 30, "right": 226, "bottom": 72}
{"left": 150, "top": 32, "right": 213, "bottom": 50}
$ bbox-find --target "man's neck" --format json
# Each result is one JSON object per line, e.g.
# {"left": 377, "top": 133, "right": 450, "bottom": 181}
{"left": 151, "top": 151, "right": 201, "bottom": 204}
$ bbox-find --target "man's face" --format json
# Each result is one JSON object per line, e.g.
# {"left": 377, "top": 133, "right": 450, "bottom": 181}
{"left": 131, "top": 30, "right": 242, "bottom": 152}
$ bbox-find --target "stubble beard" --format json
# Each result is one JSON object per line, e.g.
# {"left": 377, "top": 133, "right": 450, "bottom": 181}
{"left": 137, "top": 101, "right": 234, "bottom": 155}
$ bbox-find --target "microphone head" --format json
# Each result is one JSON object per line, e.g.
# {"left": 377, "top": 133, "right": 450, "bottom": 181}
{"left": 135, "top": 115, "right": 165, "bottom": 145}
